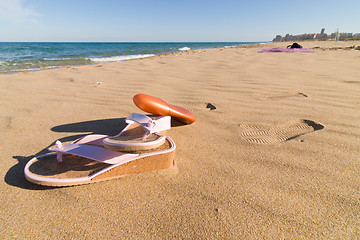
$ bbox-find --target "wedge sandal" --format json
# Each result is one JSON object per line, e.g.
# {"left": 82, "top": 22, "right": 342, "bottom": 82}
{"left": 24, "top": 134, "right": 175, "bottom": 187}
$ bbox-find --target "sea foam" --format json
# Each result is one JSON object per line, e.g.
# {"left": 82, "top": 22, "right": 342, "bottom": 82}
{"left": 178, "top": 47, "right": 190, "bottom": 51}
{"left": 88, "top": 54, "right": 155, "bottom": 62}
{"left": 43, "top": 58, "right": 72, "bottom": 61}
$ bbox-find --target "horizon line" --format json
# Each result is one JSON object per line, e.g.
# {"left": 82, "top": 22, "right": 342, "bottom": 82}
{"left": 0, "top": 41, "right": 267, "bottom": 43}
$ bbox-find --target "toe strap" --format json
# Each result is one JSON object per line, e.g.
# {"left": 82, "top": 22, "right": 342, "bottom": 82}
{"left": 126, "top": 113, "right": 171, "bottom": 134}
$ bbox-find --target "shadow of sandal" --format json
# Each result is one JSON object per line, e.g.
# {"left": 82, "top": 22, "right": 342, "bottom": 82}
{"left": 6, "top": 134, "right": 91, "bottom": 190}
{"left": 6, "top": 118, "right": 128, "bottom": 189}
{"left": 51, "top": 117, "right": 127, "bottom": 136}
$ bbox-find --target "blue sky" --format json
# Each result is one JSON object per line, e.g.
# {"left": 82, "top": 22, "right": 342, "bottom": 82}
{"left": 0, "top": 0, "right": 359, "bottom": 42}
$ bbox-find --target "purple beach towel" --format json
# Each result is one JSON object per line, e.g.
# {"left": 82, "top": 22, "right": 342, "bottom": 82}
{"left": 259, "top": 48, "right": 316, "bottom": 53}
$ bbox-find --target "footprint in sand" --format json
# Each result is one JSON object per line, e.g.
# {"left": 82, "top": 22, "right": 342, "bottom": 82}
{"left": 0, "top": 116, "right": 13, "bottom": 130}
{"left": 344, "top": 81, "right": 360, "bottom": 84}
{"left": 238, "top": 119, "right": 324, "bottom": 144}
{"left": 55, "top": 77, "right": 74, "bottom": 82}
{"left": 5, "top": 116, "right": 13, "bottom": 129}
{"left": 258, "top": 91, "right": 308, "bottom": 100}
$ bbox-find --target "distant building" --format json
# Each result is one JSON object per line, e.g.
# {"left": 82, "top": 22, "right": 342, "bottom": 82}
{"left": 284, "top": 34, "right": 292, "bottom": 41}
{"left": 353, "top": 33, "right": 360, "bottom": 39}
{"left": 273, "top": 35, "right": 282, "bottom": 42}
{"left": 272, "top": 30, "right": 356, "bottom": 42}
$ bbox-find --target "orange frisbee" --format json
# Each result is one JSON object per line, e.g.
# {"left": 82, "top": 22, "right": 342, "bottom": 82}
{"left": 133, "top": 94, "right": 196, "bottom": 124}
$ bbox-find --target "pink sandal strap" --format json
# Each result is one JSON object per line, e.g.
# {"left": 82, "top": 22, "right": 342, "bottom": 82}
{"left": 126, "top": 113, "right": 171, "bottom": 134}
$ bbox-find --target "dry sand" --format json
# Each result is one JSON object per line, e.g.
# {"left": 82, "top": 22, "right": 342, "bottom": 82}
{"left": 1, "top": 41, "right": 359, "bottom": 239}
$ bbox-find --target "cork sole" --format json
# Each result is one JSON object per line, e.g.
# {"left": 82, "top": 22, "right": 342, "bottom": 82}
{"left": 25, "top": 138, "right": 175, "bottom": 187}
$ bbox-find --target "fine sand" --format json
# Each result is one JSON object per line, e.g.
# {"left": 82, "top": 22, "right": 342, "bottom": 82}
{"left": 1, "top": 41, "right": 359, "bottom": 239}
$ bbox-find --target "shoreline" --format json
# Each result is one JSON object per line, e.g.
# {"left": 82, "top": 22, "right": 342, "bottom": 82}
{"left": 0, "top": 42, "right": 260, "bottom": 74}
{"left": 1, "top": 40, "right": 359, "bottom": 239}
{"left": 3, "top": 39, "right": 359, "bottom": 75}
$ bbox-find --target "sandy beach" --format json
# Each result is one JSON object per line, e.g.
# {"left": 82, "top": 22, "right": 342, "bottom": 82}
{"left": 1, "top": 41, "right": 359, "bottom": 239}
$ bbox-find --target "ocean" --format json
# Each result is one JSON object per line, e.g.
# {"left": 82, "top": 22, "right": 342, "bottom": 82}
{"left": 0, "top": 42, "right": 257, "bottom": 73}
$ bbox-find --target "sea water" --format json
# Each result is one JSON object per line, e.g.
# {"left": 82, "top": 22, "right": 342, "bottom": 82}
{"left": 0, "top": 42, "right": 257, "bottom": 73}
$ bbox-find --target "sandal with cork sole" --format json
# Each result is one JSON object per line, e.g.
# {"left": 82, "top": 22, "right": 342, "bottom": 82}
{"left": 103, "top": 113, "right": 171, "bottom": 152}
{"left": 24, "top": 134, "right": 176, "bottom": 187}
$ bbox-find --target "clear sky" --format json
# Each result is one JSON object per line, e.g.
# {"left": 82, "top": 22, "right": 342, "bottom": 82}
{"left": 0, "top": 0, "right": 359, "bottom": 42}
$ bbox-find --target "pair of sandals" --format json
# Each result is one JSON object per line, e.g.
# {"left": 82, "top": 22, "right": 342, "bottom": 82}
{"left": 24, "top": 94, "right": 196, "bottom": 187}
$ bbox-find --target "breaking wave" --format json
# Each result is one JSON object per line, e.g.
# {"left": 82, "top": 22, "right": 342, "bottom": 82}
{"left": 178, "top": 47, "right": 190, "bottom": 51}
{"left": 88, "top": 54, "right": 155, "bottom": 62}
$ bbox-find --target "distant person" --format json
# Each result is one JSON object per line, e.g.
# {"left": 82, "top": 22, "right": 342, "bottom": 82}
{"left": 287, "top": 43, "right": 303, "bottom": 48}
